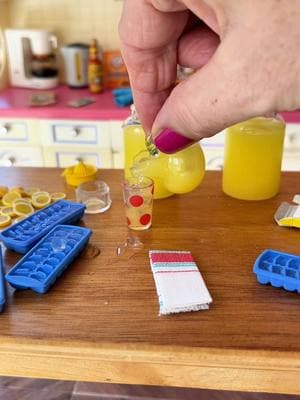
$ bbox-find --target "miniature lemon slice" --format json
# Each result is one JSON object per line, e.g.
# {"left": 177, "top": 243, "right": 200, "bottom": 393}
{"left": 31, "top": 191, "right": 51, "bottom": 209}
{"left": 10, "top": 186, "right": 26, "bottom": 196}
{"left": 25, "top": 187, "right": 40, "bottom": 196}
{"left": 13, "top": 200, "right": 34, "bottom": 216}
{"left": 51, "top": 192, "right": 66, "bottom": 202}
{"left": 17, "top": 197, "right": 32, "bottom": 204}
{"left": 2, "top": 191, "right": 22, "bottom": 206}
{"left": 14, "top": 215, "right": 27, "bottom": 224}
{"left": 0, "top": 215, "right": 11, "bottom": 228}
{"left": 0, "top": 206, "right": 16, "bottom": 217}
{"left": 0, "top": 186, "right": 8, "bottom": 199}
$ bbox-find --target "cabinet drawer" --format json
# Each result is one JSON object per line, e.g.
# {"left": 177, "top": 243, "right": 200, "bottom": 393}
{"left": 43, "top": 147, "right": 112, "bottom": 168}
{"left": 284, "top": 123, "right": 300, "bottom": 151}
{"left": 282, "top": 152, "right": 300, "bottom": 171}
{"left": 40, "top": 120, "right": 111, "bottom": 148}
{"left": 202, "top": 147, "right": 224, "bottom": 170}
{"left": 0, "top": 146, "right": 44, "bottom": 167}
{"left": 112, "top": 149, "right": 124, "bottom": 169}
{"left": 110, "top": 120, "right": 124, "bottom": 150}
{"left": 0, "top": 120, "right": 28, "bottom": 142}
{"left": 0, "top": 119, "right": 40, "bottom": 144}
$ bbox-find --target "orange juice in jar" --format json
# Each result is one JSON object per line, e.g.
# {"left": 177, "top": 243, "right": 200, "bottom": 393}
{"left": 222, "top": 116, "right": 285, "bottom": 200}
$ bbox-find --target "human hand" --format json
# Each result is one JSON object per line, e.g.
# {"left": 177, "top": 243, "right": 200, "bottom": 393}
{"left": 119, "top": 0, "right": 300, "bottom": 153}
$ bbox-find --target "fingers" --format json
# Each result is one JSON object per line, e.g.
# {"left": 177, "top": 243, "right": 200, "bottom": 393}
{"left": 152, "top": 38, "right": 272, "bottom": 144}
{"left": 178, "top": 25, "right": 219, "bottom": 68}
{"left": 129, "top": 26, "right": 219, "bottom": 134}
{"left": 119, "top": 0, "right": 188, "bottom": 132}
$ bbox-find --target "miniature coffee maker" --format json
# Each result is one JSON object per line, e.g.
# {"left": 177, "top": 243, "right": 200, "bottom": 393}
{"left": 5, "top": 29, "right": 58, "bottom": 89}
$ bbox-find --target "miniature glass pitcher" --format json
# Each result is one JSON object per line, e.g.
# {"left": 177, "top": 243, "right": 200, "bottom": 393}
{"left": 123, "top": 106, "right": 206, "bottom": 199}
{"left": 222, "top": 116, "right": 286, "bottom": 200}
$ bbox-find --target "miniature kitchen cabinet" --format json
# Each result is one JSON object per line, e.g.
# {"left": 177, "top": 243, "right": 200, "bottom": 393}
{"left": 0, "top": 86, "right": 300, "bottom": 171}
{"left": 0, "top": 118, "right": 44, "bottom": 166}
{"left": 1, "top": 115, "right": 300, "bottom": 170}
{"left": 0, "top": 87, "right": 129, "bottom": 169}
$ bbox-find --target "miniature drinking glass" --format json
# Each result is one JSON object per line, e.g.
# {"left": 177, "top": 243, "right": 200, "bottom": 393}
{"left": 122, "top": 176, "right": 154, "bottom": 230}
{"left": 76, "top": 181, "right": 111, "bottom": 214}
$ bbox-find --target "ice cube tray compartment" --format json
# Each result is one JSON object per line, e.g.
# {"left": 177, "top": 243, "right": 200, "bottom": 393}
{"left": 0, "top": 247, "right": 5, "bottom": 313}
{"left": 0, "top": 200, "right": 86, "bottom": 254}
{"left": 253, "top": 249, "right": 300, "bottom": 293}
{"left": 5, "top": 225, "right": 92, "bottom": 294}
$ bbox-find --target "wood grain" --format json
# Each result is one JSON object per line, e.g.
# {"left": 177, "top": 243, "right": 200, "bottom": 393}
{"left": 0, "top": 168, "right": 299, "bottom": 394}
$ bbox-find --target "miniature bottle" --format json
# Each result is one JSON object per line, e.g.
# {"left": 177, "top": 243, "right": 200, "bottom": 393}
{"left": 88, "top": 39, "right": 103, "bottom": 93}
{"left": 222, "top": 116, "right": 286, "bottom": 200}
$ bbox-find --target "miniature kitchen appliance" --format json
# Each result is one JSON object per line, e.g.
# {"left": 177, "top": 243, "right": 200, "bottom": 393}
{"left": 5, "top": 29, "right": 58, "bottom": 89}
{"left": 61, "top": 43, "right": 89, "bottom": 88}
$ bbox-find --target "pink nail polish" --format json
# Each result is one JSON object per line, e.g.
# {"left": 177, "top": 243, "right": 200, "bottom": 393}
{"left": 154, "top": 128, "right": 194, "bottom": 154}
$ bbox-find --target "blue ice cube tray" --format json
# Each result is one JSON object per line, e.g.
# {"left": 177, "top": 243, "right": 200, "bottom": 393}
{"left": 0, "top": 200, "right": 85, "bottom": 254}
{"left": 5, "top": 225, "right": 92, "bottom": 294}
{"left": 0, "top": 247, "right": 5, "bottom": 313}
{"left": 253, "top": 249, "right": 300, "bottom": 293}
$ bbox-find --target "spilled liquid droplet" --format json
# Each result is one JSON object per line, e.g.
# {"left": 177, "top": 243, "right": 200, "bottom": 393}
{"left": 82, "top": 243, "right": 101, "bottom": 259}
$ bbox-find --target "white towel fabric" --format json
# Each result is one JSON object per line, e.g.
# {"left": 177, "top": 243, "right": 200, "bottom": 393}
{"left": 149, "top": 250, "right": 212, "bottom": 315}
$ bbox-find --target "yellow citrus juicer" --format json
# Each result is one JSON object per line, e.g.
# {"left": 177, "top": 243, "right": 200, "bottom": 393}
{"left": 62, "top": 160, "right": 98, "bottom": 187}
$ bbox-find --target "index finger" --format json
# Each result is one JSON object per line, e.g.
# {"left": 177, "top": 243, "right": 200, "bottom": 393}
{"left": 119, "top": 0, "right": 188, "bottom": 132}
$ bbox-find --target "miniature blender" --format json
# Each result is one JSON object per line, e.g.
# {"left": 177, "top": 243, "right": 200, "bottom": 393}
{"left": 123, "top": 106, "right": 206, "bottom": 199}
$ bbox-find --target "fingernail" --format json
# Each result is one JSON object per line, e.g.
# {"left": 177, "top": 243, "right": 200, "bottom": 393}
{"left": 154, "top": 128, "right": 194, "bottom": 154}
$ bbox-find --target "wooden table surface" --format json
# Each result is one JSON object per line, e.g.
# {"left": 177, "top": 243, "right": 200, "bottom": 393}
{"left": 0, "top": 168, "right": 299, "bottom": 395}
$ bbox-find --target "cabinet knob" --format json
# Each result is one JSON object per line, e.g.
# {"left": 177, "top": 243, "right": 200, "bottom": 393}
{"left": 207, "top": 156, "right": 223, "bottom": 170}
{"left": 288, "top": 133, "right": 297, "bottom": 143}
{"left": 7, "top": 156, "right": 16, "bottom": 166}
{"left": 288, "top": 132, "right": 300, "bottom": 149}
{"left": 69, "top": 127, "right": 80, "bottom": 137}
{"left": 0, "top": 124, "right": 10, "bottom": 135}
{"left": 0, "top": 154, "right": 16, "bottom": 167}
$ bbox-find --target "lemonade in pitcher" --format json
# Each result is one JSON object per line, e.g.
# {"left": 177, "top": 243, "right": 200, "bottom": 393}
{"left": 123, "top": 106, "right": 206, "bottom": 199}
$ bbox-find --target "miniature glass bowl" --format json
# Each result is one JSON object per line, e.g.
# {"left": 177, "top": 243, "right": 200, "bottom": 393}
{"left": 76, "top": 181, "right": 111, "bottom": 214}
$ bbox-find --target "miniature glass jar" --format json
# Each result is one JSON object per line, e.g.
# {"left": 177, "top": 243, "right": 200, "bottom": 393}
{"left": 222, "top": 116, "right": 286, "bottom": 200}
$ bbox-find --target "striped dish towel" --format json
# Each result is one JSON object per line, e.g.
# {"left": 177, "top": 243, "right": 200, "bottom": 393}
{"left": 149, "top": 250, "right": 212, "bottom": 315}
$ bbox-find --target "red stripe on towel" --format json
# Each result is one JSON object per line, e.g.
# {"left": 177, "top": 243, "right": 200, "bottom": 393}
{"left": 150, "top": 252, "right": 194, "bottom": 263}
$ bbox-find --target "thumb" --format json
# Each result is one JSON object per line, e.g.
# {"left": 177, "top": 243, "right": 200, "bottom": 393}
{"left": 151, "top": 44, "right": 272, "bottom": 154}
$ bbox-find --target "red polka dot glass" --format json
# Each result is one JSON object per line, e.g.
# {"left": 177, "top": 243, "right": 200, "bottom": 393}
{"left": 122, "top": 176, "right": 154, "bottom": 230}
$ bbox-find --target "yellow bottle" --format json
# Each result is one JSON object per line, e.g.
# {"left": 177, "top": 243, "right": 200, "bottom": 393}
{"left": 222, "top": 116, "right": 285, "bottom": 200}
